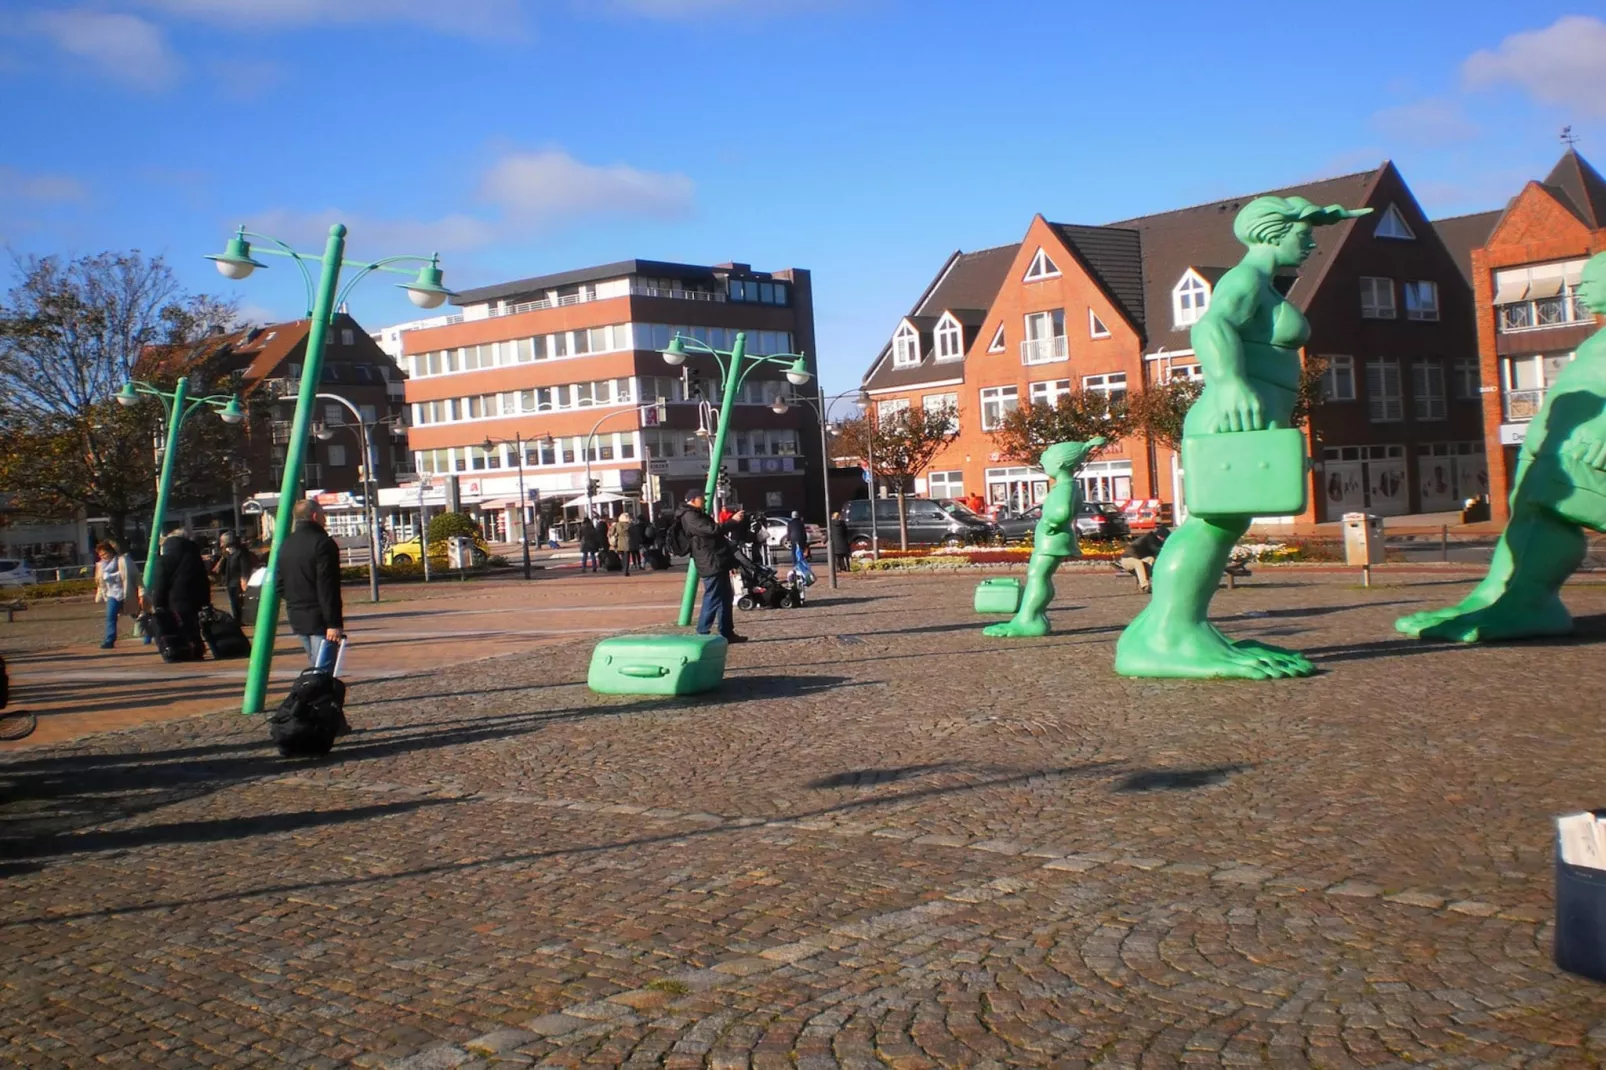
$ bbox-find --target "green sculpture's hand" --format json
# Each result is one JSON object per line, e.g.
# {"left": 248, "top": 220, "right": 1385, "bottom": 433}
{"left": 1566, "top": 437, "right": 1606, "bottom": 471}
{"left": 1204, "top": 377, "right": 1264, "bottom": 434}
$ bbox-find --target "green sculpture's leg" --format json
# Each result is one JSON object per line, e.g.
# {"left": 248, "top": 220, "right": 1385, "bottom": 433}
{"left": 984, "top": 552, "right": 1062, "bottom": 638}
{"left": 1115, "top": 513, "right": 1314, "bottom": 679}
{"left": 1398, "top": 504, "right": 1583, "bottom": 642}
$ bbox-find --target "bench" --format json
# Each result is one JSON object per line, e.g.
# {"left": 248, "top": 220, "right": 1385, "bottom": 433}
{"left": 4, "top": 599, "right": 26, "bottom": 623}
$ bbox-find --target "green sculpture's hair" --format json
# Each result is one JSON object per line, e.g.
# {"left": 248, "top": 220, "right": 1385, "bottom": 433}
{"left": 1233, "top": 195, "right": 1360, "bottom": 247}
{"left": 1040, "top": 440, "right": 1093, "bottom": 475}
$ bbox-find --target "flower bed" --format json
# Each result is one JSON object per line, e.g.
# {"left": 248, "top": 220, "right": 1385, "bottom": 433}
{"left": 849, "top": 538, "right": 1319, "bottom": 572}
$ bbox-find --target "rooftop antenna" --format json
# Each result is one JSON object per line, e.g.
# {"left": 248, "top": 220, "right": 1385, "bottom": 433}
{"left": 1562, "top": 125, "right": 1580, "bottom": 150}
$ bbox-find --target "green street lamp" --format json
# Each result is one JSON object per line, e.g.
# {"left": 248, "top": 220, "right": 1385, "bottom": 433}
{"left": 209, "top": 223, "right": 455, "bottom": 715}
{"left": 115, "top": 379, "right": 243, "bottom": 595}
{"left": 658, "top": 332, "right": 811, "bottom": 626}
{"left": 771, "top": 387, "right": 864, "bottom": 590}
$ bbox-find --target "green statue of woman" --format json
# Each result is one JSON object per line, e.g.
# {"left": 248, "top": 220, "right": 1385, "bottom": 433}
{"left": 1397, "top": 251, "right": 1606, "bottom": 642}
{"left": 1115, "top": 195, "right": 1369, "bottom": 679}
{"left": 984, "top": 436, "right": 1104, "bottom": 638}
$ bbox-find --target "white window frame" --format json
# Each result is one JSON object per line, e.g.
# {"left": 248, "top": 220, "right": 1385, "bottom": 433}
{"left": 891, "top": 322, "right": 921, "bottom": 368}
{"left": 1167, "top": 363, "right": 1204, "bottom": 383}
{"left": 1321, "top": 355, "right": 1356, "bottom": 401}
{"left": 1173, "top": 269, "right": 1210, "bottom": 327}
{"left": 1412, "top": 361, "right": 1447, "bottom": 421}
{"left": 987, "top": 323, "right": 1005, "bottom": 352}
{"left": 1028, "top": 379, "right": 1072, "bottom": 407}
{"left": 1081, "top": 372, "right": 1127, "bottom": 400}
{"left": 933, "top": 314, "right": 964, "bottom": 362}
{"left": 979, "top": 385, "right": 1019, "bottom": 431}
{"left": 1404, "top": 280, "right": 1439, "bottom": 322}
{"left": 922, "top": 392, "right": 958, "bottom": 432}
{"left": 1366, "top": 359, "right": 1403, "bottom": 423}
{"left": 927, "top": 471, "right": 965, "bottom": 499}
{"left": 1088, "top": 309, "right": 1110, "bottom": 339}
{"left": 876, "top": 398, "right": 911, "bottom": 422}
{"left": 1360, "top": 276, "right": 1396, "bottom": 320}
{"left": 1374, "top": 203, "right": 1416, "bottom": 241}
{"left": 1024, "top": 248, "right": 1060, "bottom": 281}
{"left": 1020, "top": 309, "right": 1067, "bottom": 365}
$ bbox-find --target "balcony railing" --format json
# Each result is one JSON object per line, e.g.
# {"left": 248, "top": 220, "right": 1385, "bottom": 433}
{"left": 439, "top": 282, "right": 731, "bottom": 328}
{"left": 1020, "top": 336, "right": 1068, "bottom": 365}
{"left": 628, "top": 285, "right": 726, "bottom": 303}
{"left": 1499, "top": 295, "right": 1588, "bottom": 333}
{"left": 1503, "top": 388, "right": 1547, "bottom": 421}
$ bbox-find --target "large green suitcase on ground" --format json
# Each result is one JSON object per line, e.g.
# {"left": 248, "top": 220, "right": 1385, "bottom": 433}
{"left": 588, "top": 634, "right": 728, "bottom": 696}
{"left": 1181, "top": 428, "right": 1308, "bottom": 517}
{"left": 974, "top": 577, "right": 1023, "bottom": 614}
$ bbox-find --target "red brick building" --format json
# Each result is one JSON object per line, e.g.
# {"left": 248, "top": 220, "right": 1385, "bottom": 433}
{"left": 861, "top": 162, "right": 1483, "bottom": 522}
{"left": 1461, "top": 150, "right": 1606, "bottom": 522}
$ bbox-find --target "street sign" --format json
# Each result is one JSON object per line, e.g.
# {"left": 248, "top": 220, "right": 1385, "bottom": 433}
{"left": 648, "top": 459, "right": 670, "bottom": 475}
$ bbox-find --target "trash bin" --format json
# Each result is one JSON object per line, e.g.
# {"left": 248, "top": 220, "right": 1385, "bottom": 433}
{"left": 1342, "top": 512, "right": 1383, "bottom": 566}
{"left": 242, "top": 566, "right": 269, "bottom": 627}
{"left": 446, "top": 536, "right": 474, "bottom": 570}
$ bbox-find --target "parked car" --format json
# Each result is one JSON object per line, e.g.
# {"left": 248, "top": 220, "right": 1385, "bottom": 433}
{"left": 0, "top": 559, "right": 38, "bottom": 588}
{"left": 840, "top": 498, "right": 995, "bottom": 550}
{"left": 382, "top": 535, "right": 489, "bottom": 566}
{"left": 758, "top": 517, "right": 824, "bottom": 561}
{"left": 992, "top": 501, "right": 1130, "bottom": 543}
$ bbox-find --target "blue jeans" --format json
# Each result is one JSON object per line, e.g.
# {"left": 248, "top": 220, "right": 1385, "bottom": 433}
{"left": 792, "top": 544, "right": 814, "bottom": 582}
{"left": 580, "top": 550, "right": 598, "bottom": 571}
{"left": 299, "top": 634, "right": 339, "bottom": 673}
{"left": 696, "top": 571, "right": 736, "bottom": 638}
{"left": 103, "top": 597, "right": 122, "bottom": 646}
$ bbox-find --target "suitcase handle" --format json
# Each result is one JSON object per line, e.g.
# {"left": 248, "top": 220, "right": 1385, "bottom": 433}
{"left": 618, "top": 664, "right": 670, "bottom": 678}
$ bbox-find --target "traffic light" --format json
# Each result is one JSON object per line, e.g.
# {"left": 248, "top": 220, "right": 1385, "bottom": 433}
{"left": 587, "top": 478, "right": 600, "bottom": 497}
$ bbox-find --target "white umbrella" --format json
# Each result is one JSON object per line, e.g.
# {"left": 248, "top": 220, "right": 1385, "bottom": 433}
{"left": 560, "top": 491, "right": 629, "bottom": 509}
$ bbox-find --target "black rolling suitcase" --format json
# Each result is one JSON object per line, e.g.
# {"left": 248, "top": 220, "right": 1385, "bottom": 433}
{"left": 645, "top": 547, "right": 670, "bottom": 571}
{"left": 198, "top": 606, "right": 251, "bottom": 659}
{"left": 268, "top": 638, "right": 350, "bottom": 758}
{"left": 600, "top": 548, "right": 623, "bottom": 572}
{"left": 142, "top": 610, "right": 201, "bottom": 662}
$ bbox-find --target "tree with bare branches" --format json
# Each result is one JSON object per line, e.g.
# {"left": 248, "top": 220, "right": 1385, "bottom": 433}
{"left": 989, "top": 389, "right": 1133, "bottom": 468}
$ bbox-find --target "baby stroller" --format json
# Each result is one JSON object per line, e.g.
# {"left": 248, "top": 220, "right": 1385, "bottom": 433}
{"left": 732, "top": 546, "right": 806, "bottom": 610}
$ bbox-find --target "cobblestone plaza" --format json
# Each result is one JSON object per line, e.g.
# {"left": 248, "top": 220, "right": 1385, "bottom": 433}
{"left": 3, "top": 570, "right": 1606, "bottom": 1067}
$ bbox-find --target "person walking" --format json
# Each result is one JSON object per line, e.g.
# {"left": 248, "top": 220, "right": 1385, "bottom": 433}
{"left": 830, "top": 510, "right": 851, "bottom": 573}
{"left": 93, "top": 540, "right": 137, "bottom": 649}
{"left": 276, "top": 499, "right": 344, "bottom": 672}
{"left": 610, "top": 512, "right": 634, "bottom": 576}
{"left": 578, "top": 517, "right": 601, "bottom": 573}
{"left": 785, "top": 510, "right": 815, "bottom": 585}
{"left": 210, "top": 532, "right": 256, "bottom": 624}
{"left": 674, "top": 489, "right": 746, "bottom": 643}
{"left": 625, "top": 511, "right": 644, "bottom": 572}
{"left": 150, "top": 526, "right": 211, "bottom": 656}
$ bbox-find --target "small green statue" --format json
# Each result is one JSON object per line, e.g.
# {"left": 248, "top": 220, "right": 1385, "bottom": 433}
{"left": 1115, "top": 196, "right": 1370, "bottom": 680}
{"left": 1397, "top": 251, "right": 1606, "bottom": 643}
{"left": 984, "top": 436, "right": 1104, "bottom": 638}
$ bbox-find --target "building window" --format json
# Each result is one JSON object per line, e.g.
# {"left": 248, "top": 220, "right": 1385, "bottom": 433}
{"left": 1321, "top": 355, "right": 1356, "bottom": 401}
{"left": 1020, "top": 309, "right": 1066, "bottom": 364}
{"left": 1495, "top": 261, "right": 1590, "bottom": 332}
{"left": 1167, "top": 363, "right": 1204, "bottom": 383}
{"left": 1029, "top": 379, "right": 1072, "bottom": 406}
{"left": 1501, "top": 351, "right": 1574, "bottom": 421}
{"left": 934, "top": 315, "right": 964, "bottom": 361}
{"left": 1089, "top": 309, "right": 1110, "bottom": 339}
{"left": 876, "top": 398, "right": 911, "bottom": 422}
{"left": 1082, "top": 372, "right": 1127, "bottom": 402}
{"left": 987, "top": 323, "right": 1005, "bottom": 352}
{"left": 1024, "top": 248, "right": 1060, "bottom": 280}
{"left": 980, "top": 385, "right": 1019, "bottom": 431}
{"left": 1373, "top": 203, "right": 1416, "bottom": 240}
{"left": 1173, "top": 270, "right": 1210, "bottom": 327}
{"left": 891, "top": 323, "right": 921, "bottom": 368}
{"left": 1451, "top": 358, "right": 1479, "bottom": 399}
{"left": 1366, "top": 360, "right": 1403, "bottom": 422}
{"left": 1411, "top": 362, "right": 1446, "bottom": 421}
{"left": 1360, "top": 276, "right": 1396, "bottom": 319}
{"left": 922, "top": 392, "right": 958, "bottom": 432}
{"left": 327, "top": 444, "right": 347, "bottom": 467}
{"left": 341, "top": 328, "right": 355, "bottom": 345}
{"left": 927, "top": 471, "right": 964, "bottom": 499}
{"left": 1404, "top": 281, "right": 1439, "bottom": 321}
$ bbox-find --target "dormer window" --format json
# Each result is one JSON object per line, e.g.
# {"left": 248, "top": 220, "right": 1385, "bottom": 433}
{"left": 1024, "top": 248, "right": 1060, "bottom": 281}
{"left": 1374, "top": 203, "right": 1415, "bottom": 240}
{"left": 892, "top": 322, "right": 921, "bottom": 367}
{"left": 1173, "top": 270, "right": 1210, "bottom": 327}
{"left": 987, "top": 323, "right": 1005, "bottom": 352}
{"left": 934, "top": 314, "right": 963, "bottom": 361}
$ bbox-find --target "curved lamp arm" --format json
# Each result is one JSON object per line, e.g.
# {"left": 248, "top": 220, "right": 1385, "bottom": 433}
{"left": 235, "top": 229, "right": 318, "bottom": 314}
{"left": 332, "top": 253, "right": 449, "bottom": 317}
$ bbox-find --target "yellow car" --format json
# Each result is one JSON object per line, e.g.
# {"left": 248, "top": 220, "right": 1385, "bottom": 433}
{"left": 382, "top": 535, "right": 489, "bottom": 566}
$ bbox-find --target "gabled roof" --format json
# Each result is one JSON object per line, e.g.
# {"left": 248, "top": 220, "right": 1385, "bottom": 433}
{"left": 1541, "top": 149, "right": 1606, "bottom": 230}
{"left": 1048, "top": 223, "right": 1146, "bottom": 335}
{"left": 1107, "top": 165, "right": 1384, "bottom": 345}
{"left": 134, "top": 313, "right": 386, "bottom": 393}
{"left": 863, "top": 243, "right": 1020, "bottom": 390}
{"left": 1431, "top": 210, "right": 1502, "bottom": 287}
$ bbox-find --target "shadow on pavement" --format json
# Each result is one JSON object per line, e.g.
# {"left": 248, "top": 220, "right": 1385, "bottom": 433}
{"left": 807, "top": 762, "right": 963, "bottom": 789}
{"left": 1113, "top": 764, "right": 1251, "bottom": 792}
{"left": 1216, "top": 599, "right": 1417, "bottom": 625}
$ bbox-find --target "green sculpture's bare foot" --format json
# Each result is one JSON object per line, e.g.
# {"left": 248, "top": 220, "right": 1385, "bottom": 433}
{"left": 1116, "top": 615, "right": 1313, "bottom": 679}
{"left": 1409, "top": 596, "right": 1573, "bottom": 643}
{"left": 985, "top": 615, "right": 1050, "bottom": 638}
{"left": 1395, "top": 595, "right": 1497, "bottom": 637}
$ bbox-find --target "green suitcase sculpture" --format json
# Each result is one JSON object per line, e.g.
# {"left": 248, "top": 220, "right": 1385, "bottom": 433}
{"left": 973, "top": 577, "right": 1023, "bottom": 614}
{"left": 588, "top": 634, "right": 728, "bottom": 696}
{"left": 1180, "top": 427, "right": 1308, "bottom": 517}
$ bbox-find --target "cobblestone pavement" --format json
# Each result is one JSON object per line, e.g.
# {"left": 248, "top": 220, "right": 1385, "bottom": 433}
{"left": 3, "top": 571, "right": 1606, "bottom": 1068}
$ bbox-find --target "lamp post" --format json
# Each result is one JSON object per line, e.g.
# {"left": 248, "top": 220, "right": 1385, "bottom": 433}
{"left": 858, "top": 390, "right": 881, "bottom": 561}
{"left": 482, "top": 432, "right": 553, "bottom": 581}
{"left": 581, "top": 403, "right": 662, "bottom": 523}
{"left": 114, "top": 379, "right": 244, "bottom": 593}
{"left": 772, "top": 386, "right": 862, "bottom": 589}
{"left": 208, "top": 223, "right": 454, "bottom": 715}
{"left": 311, "top": 392, "right": 391, "bottom": 603}
{"left": 659, "top": 332, "right": 810, "bottom": 626}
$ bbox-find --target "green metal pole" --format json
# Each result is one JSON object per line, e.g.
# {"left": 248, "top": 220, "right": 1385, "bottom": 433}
{"left": 242, "top": 224, "right": 346, "bottom": 714}
{"left": 676, "top": 335, "right": 743, "bottom": 627}
{"left": 140, "top": 376, "right": 189, "bottom": 595}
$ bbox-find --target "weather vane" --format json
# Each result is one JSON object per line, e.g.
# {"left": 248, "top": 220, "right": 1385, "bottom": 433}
{"left": 1562, "top": 125, "right": 1580, "bottom": 149}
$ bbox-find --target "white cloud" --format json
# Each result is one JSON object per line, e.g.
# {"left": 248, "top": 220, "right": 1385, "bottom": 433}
{"left": 0, "top": 166, "right": 89, "bottom": 203}
{"left": 479, "top": 150, "right": 695, "bottom": 226}
{"left": 243, "top": 208, "right": 499, "bottom": 255}
{"left": 26, "top": 9, "right": 180, "bottom": 91}
{"left": 134, "top": 0, "right": 525, "bottom": 36}
{"left": 1371, "top": 98, "right": 1480, "bottom": 147}
{"left": 1463, "top": 15, "right": 1606, "bottom": 117}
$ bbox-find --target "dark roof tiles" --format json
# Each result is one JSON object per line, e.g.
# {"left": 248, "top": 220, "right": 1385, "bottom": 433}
{"left": 1543, "top": 150, "right": 1606, "bottom": 230}
{"left": 1430, "top": 210, "right": 1502, "bottom": 287}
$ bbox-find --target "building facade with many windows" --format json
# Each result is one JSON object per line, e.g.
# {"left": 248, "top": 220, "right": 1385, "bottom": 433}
{"left": 397, "top": 259, "right": 821, "bottom": 534}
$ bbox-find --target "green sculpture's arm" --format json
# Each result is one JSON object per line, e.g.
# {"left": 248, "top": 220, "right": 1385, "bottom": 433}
{"left": 1190, "top": 267, "right": 1266, "bottom": 434}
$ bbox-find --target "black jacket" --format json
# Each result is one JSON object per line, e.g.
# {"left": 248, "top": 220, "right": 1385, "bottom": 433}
{"left": 674, "top": 504, "right": 740, "bottom": 577}
{"left": 626, "top": 522, "right": 643, "bottom": 551}
{"left": 578, "top": 520, "right": 603, "bottom": 551}
{"left": 1126, "top": 529, "right": 1169, "bottom": 560}
{"left": 152, "top": 535, "right": 211, "bottom": 614}
{"left": 830, "top": 518, "right": 850, "bottom": 553}
{"left": 277, "top": 520, "right": 344, "bottom": 635}
{"left": 786, "top": 516, "right": 807, "bottom": 547}
{"left": 218, "top": 545, "right": 255, "bottom": 589}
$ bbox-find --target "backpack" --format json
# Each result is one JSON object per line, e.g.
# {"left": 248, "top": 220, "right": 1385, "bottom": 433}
{"left": 268, "top": 639, "right": 349, "bottom": 758}
{"left": 665, "top": 515, "right": 693, "bottom": 558}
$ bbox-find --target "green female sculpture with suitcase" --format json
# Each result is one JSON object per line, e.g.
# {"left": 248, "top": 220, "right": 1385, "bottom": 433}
{"left": 1115, "top": 195, "right": 1369, "bottom": 680}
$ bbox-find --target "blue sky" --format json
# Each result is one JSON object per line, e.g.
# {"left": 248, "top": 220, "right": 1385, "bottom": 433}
{"left": 2, "top": 0, "right": 1603, "bottom": 395}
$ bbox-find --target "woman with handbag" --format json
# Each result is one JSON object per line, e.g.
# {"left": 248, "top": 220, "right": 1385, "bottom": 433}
{"left": 93, "top": 541, "right": 138, "bottom": 649}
